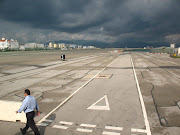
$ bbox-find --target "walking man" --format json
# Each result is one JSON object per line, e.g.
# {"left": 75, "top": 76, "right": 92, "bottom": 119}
{"left": 16, "top": 89, "right": 40, "bottom": 135}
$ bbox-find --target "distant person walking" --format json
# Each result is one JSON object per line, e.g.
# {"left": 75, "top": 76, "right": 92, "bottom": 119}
{"left": 16, "top": 89, "right": 40, "bottom": 135}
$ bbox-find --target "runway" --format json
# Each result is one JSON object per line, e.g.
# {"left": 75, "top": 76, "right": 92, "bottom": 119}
{"left": 0, "top": 50, "right": 179, "bottom": 135}
{"left": 39, "top": 54, "right": 150, "bottom": 135}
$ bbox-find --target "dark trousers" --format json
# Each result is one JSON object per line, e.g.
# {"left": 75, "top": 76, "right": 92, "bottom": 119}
{"left": 22, "top": 111, "right": 40, "bottom": 135}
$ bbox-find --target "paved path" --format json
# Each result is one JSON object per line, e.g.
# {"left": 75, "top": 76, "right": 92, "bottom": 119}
{"left": 40, "top": 54, "right": 148, "bottom": 135}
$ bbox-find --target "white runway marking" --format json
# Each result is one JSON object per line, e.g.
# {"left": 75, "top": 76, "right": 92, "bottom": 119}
{"left": 59, "top": 121, "right": 73, "bottom": 125}
{"left": 80, "top": 123, "right": 96, "bottom": 128}
{"left": 131, "top": 55, "right": 151, "bottom": 135}
{"left": 36, "top": 123, "right": 48, "bottom": 126}
{"left": 44, "top": 119, "right": 53, "bottom": 123}
{"left": 105, "top": 126, "right": 123, "bottom": 131}
{"left": 102, "top": 131, "right": 121, "bottom": 135}
{"left": 38, "top": 56, "right": 118, "bottom": 124}
{"left": 131, "top": 128, "right": 147, "bottom": 133}
{"left": 49, "top": 120, "right": 148, "bottom": 135}
{"left": 53, "top": 125, "right": 68, "bottom": 129}
{"left": 87, "top": 95, "right": 110, "bottom": 110}
{"left": 76, "top": 128, "right": 93, "bottom": 133}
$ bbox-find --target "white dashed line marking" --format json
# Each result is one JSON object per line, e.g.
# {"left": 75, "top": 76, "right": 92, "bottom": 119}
{"left": 50, "top": 120, "right": 148, "bottom": 135}
{"left": 102, "top": 131, "right": 121, "bottom": 135}
{"left": 53, "top": 125, "right": 68, "bottom": 129}
{"left": 105, "top": 126, "right": 123, "bottom": 131}
{"left": 44, "top": 119, "right": 53, "bottom": 122}
{"left": 131, "top": 128, "right": 147, "bottom": 133}
{"left": 131, "top": 134, "right": 146, "bottom": 135}
{"left": 80, "top": 124, "right": 96, "bottom": 128}
{"left": 36, "top": 123, "right": 48, "bottom": 127}
{"left": 76, "top": 128, "right": 93, "bottom": 133}
{"left": 59, "top": 121, "right": 73, "bottom": 125}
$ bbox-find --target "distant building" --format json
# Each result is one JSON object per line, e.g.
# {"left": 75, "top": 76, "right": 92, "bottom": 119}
{"left": 0, "top": 37, "right": 10, "bottom": 50}
{"left": 46, "top": 42, "right": 94, "bottom": 50}
{"left": 49, "top": 42, "right": 54, "bottom": 48}
{"left": 65, "top": 44, "right": 70, "bottom": 49}
{"left": 83, "top": 46, "right": 87, "bottom": 49}
{"left": 87, "top": 46, "right": 95, "bottom": 49}
{"left": 54, "top": 43, "right": 58, "bottom": 48}
{"left": 0, "top": 37, "right": 19, "bottom": 50}
{"left": 25, "top": 43, "right": 44, "bottom": 49}
{"left": 24, "top": 43, "right": 36, "bottom": 48}
{"left": 69, "top": 44, "right": 76, "bottom": 49}
{"left": 170, "top": 43, "right": 176, "bottom": 48}
{"left": 19, "top": 45, "right": 25, "bottom": 51}
{"left": 59, "top": 43, "right": 65, "bottom": 49}
{"left": 144, "top": 46, "right": 150, "bottom": 49}
{"left": 36, "top": 43, "right": 45, "bottom": 49}
{"left": 77, "top": 45, "right": 82, "bottom": 49}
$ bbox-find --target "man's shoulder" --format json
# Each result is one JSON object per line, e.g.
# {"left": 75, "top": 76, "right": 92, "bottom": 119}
{"left": 26, "top": 95, "right": 35, "bottom": 100}
{"left": 29, "top": 96, "right": 36, "bottom": 100}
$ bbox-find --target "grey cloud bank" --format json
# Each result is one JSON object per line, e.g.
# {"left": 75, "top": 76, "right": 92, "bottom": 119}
{"left": 0, "top": 0, "right": 180, "bottom": 47}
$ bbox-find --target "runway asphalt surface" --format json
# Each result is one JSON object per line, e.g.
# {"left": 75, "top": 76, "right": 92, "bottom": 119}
{"left": 0, "top": 50, "right": 179, "bottom": 135}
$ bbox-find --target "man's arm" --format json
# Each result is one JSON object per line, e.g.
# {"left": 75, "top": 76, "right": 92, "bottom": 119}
{"left": 17, "top": 99, "right": 27, "bottom": 113}
{"left": 35, "top": 100, "right": 39, "bottom": 111}
{"left": 35, "top": 100, "right": 40, "bottom": 116}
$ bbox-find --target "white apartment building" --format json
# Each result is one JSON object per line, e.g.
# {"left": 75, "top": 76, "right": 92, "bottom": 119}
{"left": 0, "top": 37, "right": 19, "bottom": 50}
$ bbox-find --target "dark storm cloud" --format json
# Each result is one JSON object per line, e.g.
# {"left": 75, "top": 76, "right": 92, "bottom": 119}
{"left": 103, "top": 0, "right": 180, "bottom": 35}
{"left": 0, "top": 0, "right": 107, "bottom": 33}
{"left": 0, "top": 0, "right": 180, "bottom": 44}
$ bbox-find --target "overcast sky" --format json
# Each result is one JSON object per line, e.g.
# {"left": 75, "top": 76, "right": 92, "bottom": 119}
{"left": 0, "top": 0, "right": 180, "bottom": 45}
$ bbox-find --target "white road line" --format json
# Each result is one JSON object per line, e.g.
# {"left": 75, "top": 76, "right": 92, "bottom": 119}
{"left": 36, "top": 123, "right": 48, "bottom": 126}
{"left": 105, "top": 126, "right": 123, "bottom": 131}
{"left": 131, "top": 128, "right": 147, "bottom": 133}
{"left": 80, "top": 124, "right": 96, "bottom": 128}
{"left": 130, "top": 55, "right": 151, "bottom": 135}
{"left": 53, "top": 125, "right": 68, "bottom": 129}
{"left": 76, "top": 128, "right": 93, "bottom": 133}
{"left": 131, "top": 134, "right": 143, "bottom": 135}
{"left": 38, "top": 56, "right": 119, "bottom": 124}
{"left": 44, "top": 119, "right": 53, "bottom": 122}
{"left": 102, "top": 131, "right": 121, "bottom": 135}
{"left": 87, "top": 95, "right": 110, "bottom": 110}
{"left": 88, "top": 106, "right": 110, "bottom": 110}
{"left": 59, "top": 121, "right": 73, "bottom": 125}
